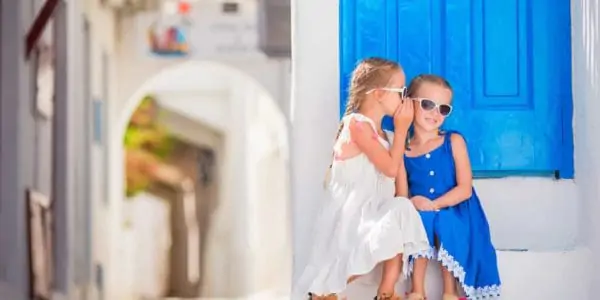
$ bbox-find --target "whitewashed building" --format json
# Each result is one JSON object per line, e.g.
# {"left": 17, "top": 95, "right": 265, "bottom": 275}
{"left": 84, "top": 0, "right": 293, "bottom": 299}
{"left": 1, "top": 0, "right": 294, "bottom": 299}
{"left": 1, "top": 0, "right": 92, "bottom": 298}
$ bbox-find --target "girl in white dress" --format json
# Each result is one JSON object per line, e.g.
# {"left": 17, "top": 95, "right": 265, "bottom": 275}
{"left": 293, "top": 57, "right": 430, "bottom": 300}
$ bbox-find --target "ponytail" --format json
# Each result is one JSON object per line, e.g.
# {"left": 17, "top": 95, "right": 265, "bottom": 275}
{"left": 323, "top": 100, "right": 359, "bottom": 188}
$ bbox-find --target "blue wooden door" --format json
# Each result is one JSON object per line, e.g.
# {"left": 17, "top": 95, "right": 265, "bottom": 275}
{"left": 340, "top": 0, "right": 574, "bottom": 178}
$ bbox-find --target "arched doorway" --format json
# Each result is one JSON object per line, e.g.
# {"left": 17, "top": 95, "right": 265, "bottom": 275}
{"left": 104, "top": 61, "right": 292, "bottom": 299}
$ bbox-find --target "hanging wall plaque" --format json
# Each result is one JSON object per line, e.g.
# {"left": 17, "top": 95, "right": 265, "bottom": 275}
{"left": 147, "top": 1, "right": 192, "bottom": 57}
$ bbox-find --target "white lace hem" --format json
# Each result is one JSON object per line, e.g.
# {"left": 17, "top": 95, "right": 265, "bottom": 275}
{"left": 408, "top": 245, "right": 501, "bottom": 300}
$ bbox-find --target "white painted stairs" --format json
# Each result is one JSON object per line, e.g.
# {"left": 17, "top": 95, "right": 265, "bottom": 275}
{"left": 229, "top": 247, "right": 592, "bottom": 300}
{"left": 341, "top": 248, "right": 592, "bottom": 300}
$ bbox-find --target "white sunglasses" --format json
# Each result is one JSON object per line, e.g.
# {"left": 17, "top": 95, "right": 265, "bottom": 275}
{"left": 366, "top": 87, "right": 407, "bottom": 99}
{"left": 413, "top": 98, "right": 453, "bottom": 116}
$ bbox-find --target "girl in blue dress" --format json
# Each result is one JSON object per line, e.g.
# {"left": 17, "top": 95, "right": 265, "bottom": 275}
{"left": 399, "top": 75, "right": 501, "bottom": 300}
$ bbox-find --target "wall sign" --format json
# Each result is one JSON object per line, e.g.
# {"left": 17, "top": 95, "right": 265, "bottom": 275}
{"left": 148, "top": 22, "right": 190, "bottom": 57}
{"left": 93, "top": 100, "right": 103, "bottom": 144}
{"left": 147, "top": 0, "right": 191, "bottom": 57}
{"left": 138, "top": 0, "right": 264, "bottom": 60}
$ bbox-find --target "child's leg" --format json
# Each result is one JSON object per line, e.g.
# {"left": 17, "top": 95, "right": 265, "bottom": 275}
{"left": 441, "top": 266, "right": 458, "bottom": 296}
{"left": 377, "top": 253, "right": 403, "bottom": 296}
{"left": 434, "top": 235, "right": 458, "bottom": 297}
{"left": 410, "top": 257, "right": 428, "bottom": 295}
{"left": 409, "top": 211, "right": 435, "bottom": 299}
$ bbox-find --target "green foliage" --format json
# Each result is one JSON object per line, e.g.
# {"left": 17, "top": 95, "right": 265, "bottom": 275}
{"left": 124, "top": 95, "right": 176, "bottom": 197}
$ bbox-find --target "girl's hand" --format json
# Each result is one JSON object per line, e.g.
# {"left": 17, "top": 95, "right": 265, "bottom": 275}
{"left": 411, "top": 196, "right": 438, "bottom": 211}
{"left": 393, "top": 98, "right": 414, "bottom": 132}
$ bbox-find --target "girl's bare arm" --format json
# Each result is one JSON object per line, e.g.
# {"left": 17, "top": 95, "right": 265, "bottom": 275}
{"left": 395, "top": 161, "right": 409, "bottom": 197}
{"left": 349, "top": 120, "right": 408, "bottom": 178}
{"left": 432, "top": 133, "right": 473, "bottom": 209}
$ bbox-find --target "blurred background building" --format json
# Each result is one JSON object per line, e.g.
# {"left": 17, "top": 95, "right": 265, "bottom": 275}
{"left": 0, "top": 0, "right": 291, "bottom": 299}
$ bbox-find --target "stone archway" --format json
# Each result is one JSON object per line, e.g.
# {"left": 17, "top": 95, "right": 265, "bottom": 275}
{"left": 104, "top": 60, "right": 292, "bottom": 299}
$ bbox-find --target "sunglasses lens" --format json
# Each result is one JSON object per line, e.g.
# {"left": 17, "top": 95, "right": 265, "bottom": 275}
{"left": 439, "top": 105, "right": 452, "bottom": 116}
{"left": 420, "top": 99, "right": 436, "bottom": 111}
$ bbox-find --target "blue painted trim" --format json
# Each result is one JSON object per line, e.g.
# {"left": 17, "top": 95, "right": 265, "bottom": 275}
{"left": 338, "top": 0, "right": 354, "bottom": 119}
{"left": 473, "top": 171, "right": 556, "bottom": 179}
{"left": 558, "top": 2, "right": 575, "bottom": 179}
{"left": 338, "top": 0, "right": 345, "bottom": 118}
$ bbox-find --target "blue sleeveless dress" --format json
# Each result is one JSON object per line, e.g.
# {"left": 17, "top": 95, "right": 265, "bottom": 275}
{"left": 404, "top": 131, "right": 501, "bottom": 300}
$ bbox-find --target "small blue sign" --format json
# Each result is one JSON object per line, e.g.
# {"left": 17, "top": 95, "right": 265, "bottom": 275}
{"left": 93, "top": 100, "right": 103, "bottom": 144}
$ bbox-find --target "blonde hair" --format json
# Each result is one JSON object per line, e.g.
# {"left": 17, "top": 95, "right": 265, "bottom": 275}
{"left": 406, "top": 74, "right": 452, "bottom": 98}
{"left": 324, "top": 57, "right": 402, "bottom": 188}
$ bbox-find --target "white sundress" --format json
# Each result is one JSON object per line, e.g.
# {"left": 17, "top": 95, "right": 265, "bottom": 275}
{"left": 292, "top": 113, "right": 430, "bottom": 299}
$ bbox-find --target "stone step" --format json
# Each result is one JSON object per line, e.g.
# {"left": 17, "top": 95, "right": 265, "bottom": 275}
{"left": 341, "top": 247, "right": 591, "bottom": 300}
{"left": 474, "top": 178, "right": 579, "bottom": 251}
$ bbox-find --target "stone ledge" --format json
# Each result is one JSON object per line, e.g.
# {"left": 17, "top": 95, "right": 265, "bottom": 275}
{"left": 342, "top": 247, "right": 592, "bottom": 300}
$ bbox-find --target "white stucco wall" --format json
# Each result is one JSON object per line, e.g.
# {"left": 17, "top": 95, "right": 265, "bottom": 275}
{"left": 572, "top": 0, "right": 600, "bottom": 296}
{"left": 291, "top": 0, "right": 593, "bottom": 298}
{"left": 290, "top": 0, "right": 340, "bottom": 282}
{"left": 83, "top": 2, "right": 119, "bottom": 299}
{"left": 245, "top": 91, "right": 292, "bottom": 297}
